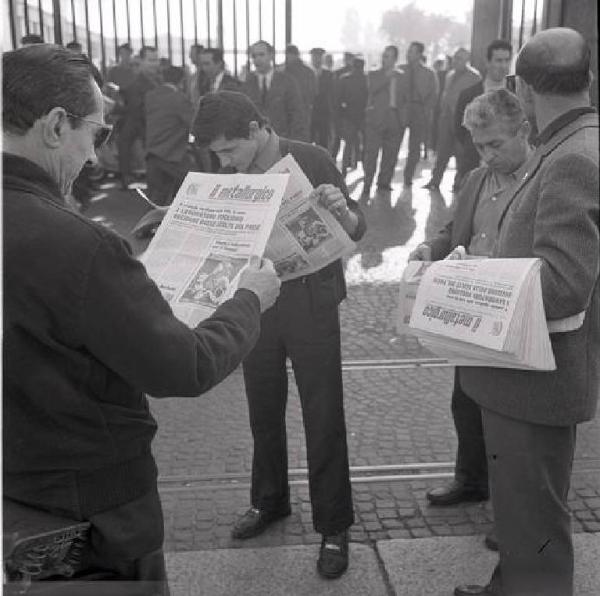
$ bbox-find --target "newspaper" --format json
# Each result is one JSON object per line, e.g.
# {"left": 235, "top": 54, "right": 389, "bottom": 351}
{"left": 141, "top": 171, "right": 289, "bottom": 327}
{"left": 401, "top": 258, "right": 557, "bottom": 370}
{"left": 264, "top": 154, "right": 356, "bottom": 281}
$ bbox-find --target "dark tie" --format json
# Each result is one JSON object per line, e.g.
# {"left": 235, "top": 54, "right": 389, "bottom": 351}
{"left": 261, "top": 76, "right": 268, "bottom": 105}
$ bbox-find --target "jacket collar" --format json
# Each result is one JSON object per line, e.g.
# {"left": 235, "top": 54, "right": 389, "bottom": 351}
{"left": 497, "top": 110, "right": 598, "bottom": 227}
{"left": 2, "top": 152, "right": 64, "bottom": 206}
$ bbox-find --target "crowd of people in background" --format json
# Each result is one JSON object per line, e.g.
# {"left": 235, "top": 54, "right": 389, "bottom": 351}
{"left": 20, "top": 30, "right": 489, "bottom": 211}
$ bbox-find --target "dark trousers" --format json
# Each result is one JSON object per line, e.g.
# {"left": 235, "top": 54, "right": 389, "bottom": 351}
{"left": 146, "top": 153, "right": 191, "bottom": 206}
{"left": 403, "top": 105, "right": 429, "bottom": 185}
{"left": 430, "top": 113, "right": 457, "bottom": 186}
{"left": 242, "top": 279, "right": 354, "bottom": 535}
{"left": 363, "top": 109, "right": 405, "bottom": 191}
{"left": 117, "top": 115, "right": 144, "bottom": 181}
{"left": 341, "top": 118, "right": 363, "bottom": 171}
{"left": 311, "top": 115, "right": 331, "bottom": 151}
{"left": 482, "top": 406, "right": 576, "bottom": 596}
{"left": 452, "top": 369, "right": 488, "bottom": 490}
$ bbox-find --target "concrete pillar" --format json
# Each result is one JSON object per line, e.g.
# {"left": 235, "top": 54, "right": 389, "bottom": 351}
{"left": 470, "top": 0, "right": 511, "bottom": 75}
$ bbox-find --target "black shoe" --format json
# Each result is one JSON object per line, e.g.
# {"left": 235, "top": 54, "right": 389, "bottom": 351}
{"left": 484, "top": 530, "right": 498, "bottom": 551}
{"left": 231, "top": 506, "right": 291, "bottom": 539}
{"left": 317, "top": 530, "right": 349, "bottom": 579}
{"left": 422, "top": 180, "right": 439, "bottom": 190}
{"left": 454, "top": 584, "right": 495, "bottom": 595}
{"left": 426, "top": 481, "right": 489, "bottom": 506}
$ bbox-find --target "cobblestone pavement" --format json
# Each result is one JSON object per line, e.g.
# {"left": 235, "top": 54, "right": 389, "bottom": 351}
{"left": 87, "top": 148, "right": 600, "bottom": 554}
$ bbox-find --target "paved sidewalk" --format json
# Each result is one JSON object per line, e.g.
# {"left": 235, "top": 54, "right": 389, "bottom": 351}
{"left": 166, "top": 533, "right": 600, "bottom": 596}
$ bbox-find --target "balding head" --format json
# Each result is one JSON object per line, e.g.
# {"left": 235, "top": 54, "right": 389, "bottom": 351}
{"left": 516, "top": 27, "right": 591, "bottom": 95}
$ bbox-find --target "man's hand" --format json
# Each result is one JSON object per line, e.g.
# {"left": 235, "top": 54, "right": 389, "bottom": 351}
{"left": 310, "top": 184, "right": 350, "bottom": 220}
{"left": 238, "top": 256, "right": 281, "bottom": 313}
{"left": 408, "top": 244, "right": 432, "bottom": 261}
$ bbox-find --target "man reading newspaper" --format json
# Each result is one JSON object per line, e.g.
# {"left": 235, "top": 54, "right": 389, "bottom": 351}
{"left": 191, "top": 91, "right": 366, "bottom": 579}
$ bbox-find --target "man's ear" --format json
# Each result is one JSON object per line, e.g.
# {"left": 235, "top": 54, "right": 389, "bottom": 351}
{"left": 42, "top": 107, "right": 68, "bottom": 149}
{"left": 519, "top": 119, "right": 531, "bottom": 139}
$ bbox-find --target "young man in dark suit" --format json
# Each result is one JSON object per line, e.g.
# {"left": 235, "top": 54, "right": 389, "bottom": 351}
{"left": 192, "top": 91, "right": 366, "bottom": 580}
{"left": 362, "top": 45, "right": 408, "bottom": 197}
{"left": 144, "top": 65, "right": 194, "bottom": 206}
{"left": 242, "top": 40, "right": 309, "bottom": 141}
{"left": 200, "top": 48, "right": 241, "bottom": 93}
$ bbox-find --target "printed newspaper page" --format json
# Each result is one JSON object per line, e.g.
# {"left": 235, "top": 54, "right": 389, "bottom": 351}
{"left": 141, "top": 172, "right": 289, "bottom": 327}
{"left": 264, "top": 154, "right": 355, "bottom": 281}
{"left": 406, "top": 258, "right": 555, "bottom": 370}
{"left": 410, "top": 258, "right": 535, "bottom": 351}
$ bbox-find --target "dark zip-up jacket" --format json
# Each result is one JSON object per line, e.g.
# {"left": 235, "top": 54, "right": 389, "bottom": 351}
{"left": 3, "top": 153, "right": 261, "bottom": 518}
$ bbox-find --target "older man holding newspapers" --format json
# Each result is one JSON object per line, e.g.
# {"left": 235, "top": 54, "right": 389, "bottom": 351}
{"left": 419, "top": 28, "right": 599, "bottom": 596}
{"left": 410, "top": 88, "right": 533, "bottom": 521}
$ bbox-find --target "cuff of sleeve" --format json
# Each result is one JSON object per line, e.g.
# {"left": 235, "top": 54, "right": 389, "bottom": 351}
{"left": 234, "top": 288, "right": 261, "bottom": 312}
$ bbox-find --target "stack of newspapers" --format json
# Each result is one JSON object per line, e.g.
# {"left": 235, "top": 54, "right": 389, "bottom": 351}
{"left": 399, "top": 257, "right": 557, "bottom": 371}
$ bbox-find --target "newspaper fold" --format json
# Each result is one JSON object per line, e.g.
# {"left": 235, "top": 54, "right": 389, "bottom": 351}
{"left": 141, "top": 171, "right": 289, "bottom": 327}
{"left": 264, "top": 154, "right": 356, "bottom": 281}
{"left": 398, "top": 258, "right": 558, "bottom": 371}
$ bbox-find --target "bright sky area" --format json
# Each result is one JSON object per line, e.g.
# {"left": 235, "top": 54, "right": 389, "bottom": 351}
{"left": 292, "top": 0, "right": 473, "bottom": 51}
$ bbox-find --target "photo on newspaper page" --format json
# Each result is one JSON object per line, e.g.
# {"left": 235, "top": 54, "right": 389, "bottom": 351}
{"left": 265, "top": 154, "right": 356, "bottom": 281}
{"left": 141, "top": 171, "right": 289, "bottom": 327}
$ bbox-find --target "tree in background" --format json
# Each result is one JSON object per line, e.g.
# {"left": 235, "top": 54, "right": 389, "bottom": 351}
{"left": 380, "top": 2, "right": 471, "bottom": 64}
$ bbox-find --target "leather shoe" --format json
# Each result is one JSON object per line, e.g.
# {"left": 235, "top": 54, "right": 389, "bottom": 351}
{"left": 317, "top": 530, "right": 349, "bottom": 579}
{"left": 454, "top": 584, "right": 494, "bottom": 595}
{"left": 484, "top": 530, "right": 498, "bottom": 551}
{"left": 426, "top": 480, "right": 489, "bottom": 506}
{"left": 231, "top": 506, "right": 291, "bottom": 539}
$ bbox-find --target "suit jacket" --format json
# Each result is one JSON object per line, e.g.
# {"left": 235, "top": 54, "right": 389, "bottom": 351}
{"left": 212, "top": 72, "right": 241, "bottom": 92}
{"left": 242, "top": 71, "right": 309, "bottom": 141}
{"left": 455, "top": 80, "right": 484, "bottom": 144}
{"left": 285, "top": 61, "right": 317, "bottom": 115}
{"left": 461, "top": 110, "right": 600, "bottom": 426}
{"left": 312, "top": 69, "right": 334, "bottom": 126}
{"left": 365, "top": 68, "right": 408, "bottom": 129}
{"left": 145, "top": 85, "right": 194, "bottom": 163}
{"left": 406, "top": 62, "right": 439, "bottom": 117}
{"left": 338, "top": 70, "right": 368, "bottom": 125}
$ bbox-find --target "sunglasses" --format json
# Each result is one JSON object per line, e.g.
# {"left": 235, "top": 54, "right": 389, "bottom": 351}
{"left": 65, "top": 112, "right": 113, "bottom": 149}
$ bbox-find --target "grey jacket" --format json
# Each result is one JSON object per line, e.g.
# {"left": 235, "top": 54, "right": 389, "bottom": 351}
{"left": 460, "top": 110, "right": 599, "bottom": 426}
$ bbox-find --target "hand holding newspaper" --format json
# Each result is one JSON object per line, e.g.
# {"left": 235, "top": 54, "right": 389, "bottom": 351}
{"left": 398, "top": 257, "right": 558, "bottom": 370}
{"left": 264, "top": 154, "right": 356, "bottom": 280}
{"left": 141, "top": 171, "right": 288, "bottom": 327}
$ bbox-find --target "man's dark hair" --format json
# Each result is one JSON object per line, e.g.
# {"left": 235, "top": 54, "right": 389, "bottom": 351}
{"left": 385, "top": 45, "right": 399, "bottom": 60}
{"left": 192, "top": 91, "right": 268, "bottom": 146}
{"left": 203, "top": 47, "right": 224, "bottom": 65}
{"left": 118, "top": 43, "right": 133, "bottom": 55}
{"left": 21, "top": 34, "right": 44, "bottom": 45}
{"left": 285, "top": 44, "right": 300, "bottom": 56}
{"left": 190, "top": 43, "right": 204, "bottom": 52}
{"left": 66, "top": 41, "right": 82, "bottom": 52}
{"left": 250, "top": 40, "right": 274, "bottom": 55}
{"left": 486, "top": 39, "right": 512, "bottom": 61}
{"left": 3, "top": 44, "right": 98, "bottom": 135}
{"left": 410, "top": 42, "right": 425, "bottom": 55}
{"left": 515, "top": 33, "right": 591, "bottom": 94}
{"left": 140, "top": 45, "right": 157, "bottom": 60}
{"left": 163, "top": 65, "right": 184, "bottom": 85}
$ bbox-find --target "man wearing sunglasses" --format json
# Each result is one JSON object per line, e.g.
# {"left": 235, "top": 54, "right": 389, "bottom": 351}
{"left": 3, "top": 44, "right": 281, "bottom": 594}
